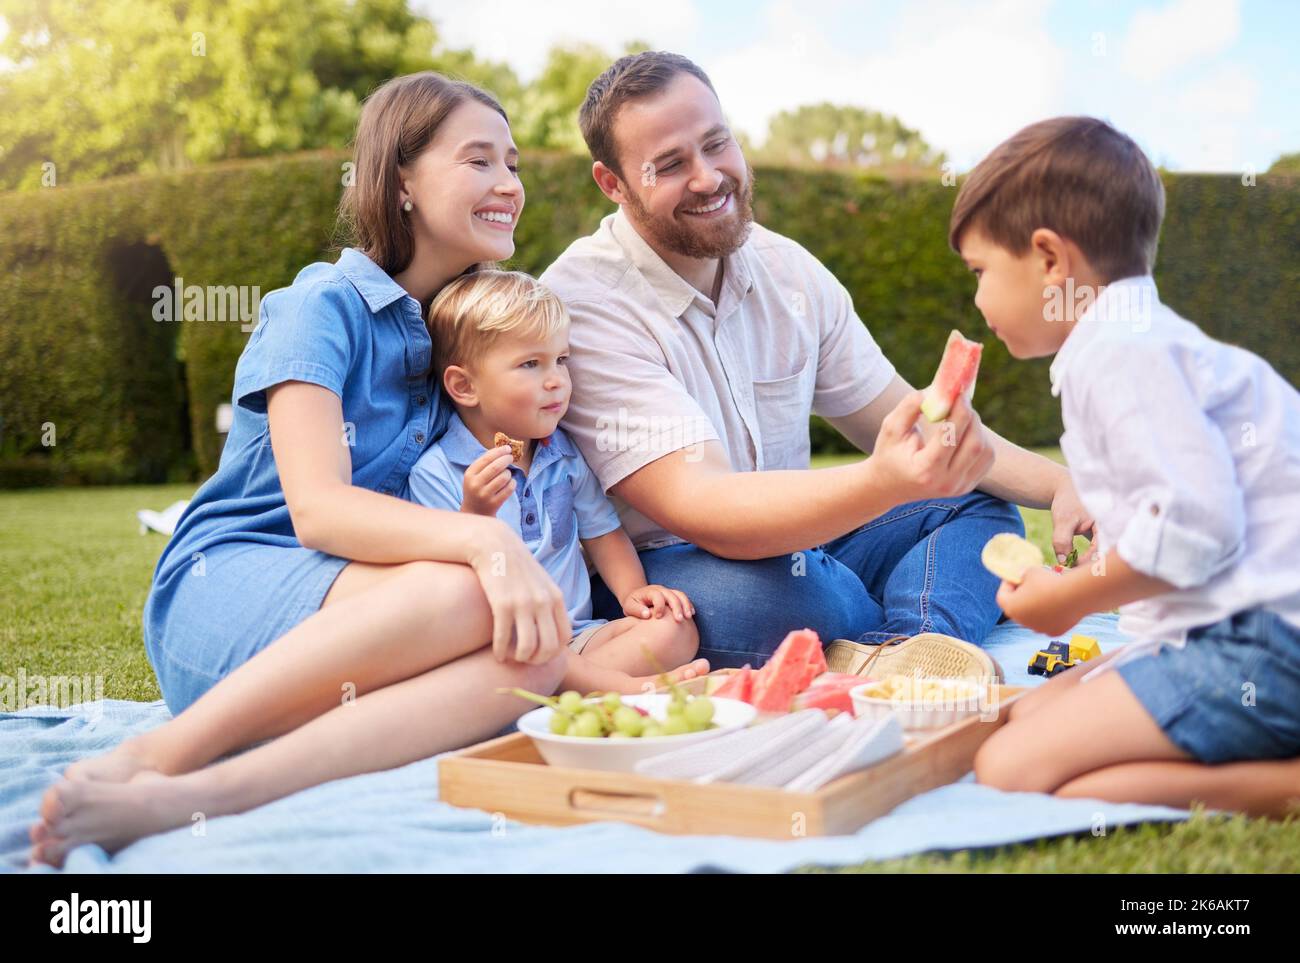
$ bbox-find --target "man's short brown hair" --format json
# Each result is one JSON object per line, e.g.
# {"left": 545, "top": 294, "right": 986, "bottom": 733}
{"left": 948, "top": 116, "right": 1166, "bottom": 282}
{"left": 579, "top": 51, "right": 718, "bottom": 180}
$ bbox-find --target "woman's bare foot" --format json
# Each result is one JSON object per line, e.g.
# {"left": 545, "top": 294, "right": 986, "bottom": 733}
{"left": 61, "top": 740, "right": 167, "bottom": 784}
{"left": 29, "top": 769, "right": 220, "bottom": 868}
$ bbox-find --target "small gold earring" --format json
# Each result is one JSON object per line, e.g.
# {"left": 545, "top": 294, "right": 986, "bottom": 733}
{"left": 403, "top": 200, "right": 413, "bottom": 212}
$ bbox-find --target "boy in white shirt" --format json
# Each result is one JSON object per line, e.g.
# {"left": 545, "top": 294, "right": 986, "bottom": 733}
{"left": 955, "top": 116, "right": 1300, "bottom": 817}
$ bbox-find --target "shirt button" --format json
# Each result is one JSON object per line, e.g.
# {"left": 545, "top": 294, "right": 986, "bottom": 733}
{"left": 525, "top": 513, "right": 536, "bottom": 525}
{"left": 414, "top": 432, "right": 425, "bottom": 444}
{"left": 416, "top": 394, "right": 427, "bottom": 406}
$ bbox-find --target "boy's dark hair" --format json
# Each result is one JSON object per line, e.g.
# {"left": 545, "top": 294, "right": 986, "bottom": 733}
{"left": 948, "top": 116, "right": 1166, "bottom": 282}
{"left": 579, "top": 51, "right": 718, "bottom": 180}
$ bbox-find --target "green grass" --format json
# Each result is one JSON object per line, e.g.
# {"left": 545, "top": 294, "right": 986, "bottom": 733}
{"left": 3, "top": 464, "right": 1296, "bottom": 871}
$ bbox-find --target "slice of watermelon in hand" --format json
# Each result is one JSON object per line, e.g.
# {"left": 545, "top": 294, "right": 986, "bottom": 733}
{"left": 921, "top": 329, "right": 983, "bottom": 423}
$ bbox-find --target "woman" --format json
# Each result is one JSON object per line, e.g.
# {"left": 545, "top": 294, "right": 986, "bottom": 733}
{"left": 29, "top": 72, "right": 697, "bottom": 867}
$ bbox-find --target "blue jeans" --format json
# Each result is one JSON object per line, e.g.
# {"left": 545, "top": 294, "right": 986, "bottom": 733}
{"left": 1117, "top": 608, "right": 1300, "bottom": 764}
{"left": 591, "top": 491, "right": 1024, "bottom": 668}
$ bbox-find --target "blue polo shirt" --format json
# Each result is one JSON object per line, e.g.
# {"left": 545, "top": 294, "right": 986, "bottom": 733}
{"left": 407, "top": 413, "right": 623, "bottom": 633}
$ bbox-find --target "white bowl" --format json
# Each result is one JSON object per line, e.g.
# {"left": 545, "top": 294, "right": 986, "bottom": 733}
{"left": 517, "top": 693, "right": 758, "bottom": 773}
{"left": 849, "top": 679, "right": 990, "bottom": 732}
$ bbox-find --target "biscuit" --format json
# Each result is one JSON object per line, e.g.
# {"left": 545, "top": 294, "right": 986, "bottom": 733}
{"left": 492, "top": 432, "right": 525, "bottom": 464}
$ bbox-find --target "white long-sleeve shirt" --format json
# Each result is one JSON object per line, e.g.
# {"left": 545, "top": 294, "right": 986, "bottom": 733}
{"left": 1048, "top": 276, "right": 1300, "bottom": 681}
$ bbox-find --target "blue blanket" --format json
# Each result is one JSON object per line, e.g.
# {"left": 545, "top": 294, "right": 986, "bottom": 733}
{"left": 2, "top": 614, "right": 1189, "bottom": 873}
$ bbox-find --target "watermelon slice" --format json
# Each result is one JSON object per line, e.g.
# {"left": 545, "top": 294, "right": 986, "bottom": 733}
{"left": 750, "top": 629, "right": 828, "bottom": 713}
{"left": 712, "top": 667, "right": 754, "bottom": 702}
{"left": 921, "top": 329, "right": 983, "bottom": 423}
{"left": 791, "top": 672, "right": 870, "bottom": 715}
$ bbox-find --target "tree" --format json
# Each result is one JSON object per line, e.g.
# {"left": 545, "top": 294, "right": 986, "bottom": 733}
{"left": 509, "top": 40, "right": 649, "bottom": 153}
{"left": 758, "top": 102, "right": 944, "bottom": 171}
{"left": 1267, "top": 152, "right": 1300, "bottom": 175}
{"left": 0, "top": 0, "right": 517, "bottom": 191}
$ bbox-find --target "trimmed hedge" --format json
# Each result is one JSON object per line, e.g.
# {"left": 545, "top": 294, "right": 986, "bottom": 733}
{"left": 1, "top": 152, "right": 1296, "bottom": 486}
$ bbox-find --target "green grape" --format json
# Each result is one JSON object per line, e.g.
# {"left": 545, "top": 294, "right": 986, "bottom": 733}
{"left": 613, "top": 705, "right": 644, "bottom": 736}
{"left": 641, "top": 723, "right": 664, "bottom": 739}
{"left": 684, "top": 697, "right": 714, "bottom": 727}
{"left": 573, "top": 711, "right": 604, "bottom": 738}
{"left": 558, "top": 690, "right": 584, "bottom": 713}
{"left": 662, "top": 714, "right": 690, "bottom": 736}
{"left": 666, "top": 699, "right": 686, "bottom": 716}
{"left": 549, "top": 711, "right": 570, "bottom": 735}
{"left": 602, "top": 692, "right": 623, "bottom": 712}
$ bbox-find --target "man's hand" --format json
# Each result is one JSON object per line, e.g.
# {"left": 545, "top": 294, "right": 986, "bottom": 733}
{"left": 461, "top": 446, "right": 515, "bottom": 516}
{"left": 865, "top": 390, "right": 995, "bottom": 504}
{"left": 1049, "top": 473, "right": 1096, "bottom": 563}
{"left": 995, "top": 566, "right": 1083, "bottom": 636}
{"left": 622, "top": 584, "right": 694, "bottom": 622}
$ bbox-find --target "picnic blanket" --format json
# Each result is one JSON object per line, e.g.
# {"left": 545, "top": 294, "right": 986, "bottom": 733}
{"left": 1, "top": 613, "right": 1190, "bottom": 873}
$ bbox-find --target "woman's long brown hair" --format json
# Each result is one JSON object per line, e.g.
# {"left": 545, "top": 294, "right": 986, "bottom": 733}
{"left": 338, "top": 72, "right": 509, "bottom": 278}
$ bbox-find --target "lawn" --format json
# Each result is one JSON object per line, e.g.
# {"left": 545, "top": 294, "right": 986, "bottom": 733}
{"left": 2, "top": 459, "right": 1296, "bottom": 872}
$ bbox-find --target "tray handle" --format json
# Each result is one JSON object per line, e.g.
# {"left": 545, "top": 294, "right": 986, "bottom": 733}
{"left": 568, "top": 786, "right": 668, "bottom": 821}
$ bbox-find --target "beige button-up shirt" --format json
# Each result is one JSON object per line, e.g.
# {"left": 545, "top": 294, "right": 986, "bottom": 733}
{"left": 539, "top": 207, "right": 897, "bottom": 550}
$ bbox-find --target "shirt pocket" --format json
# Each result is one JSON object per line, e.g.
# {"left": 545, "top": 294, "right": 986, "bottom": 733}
{"left": 751, "top": 357, "right": 814, "bottom": 469}
{"left": 544, "top": 477, "right": 577, "bottom": 550}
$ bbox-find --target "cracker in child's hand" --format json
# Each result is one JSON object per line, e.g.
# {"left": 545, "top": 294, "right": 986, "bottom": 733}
{"left": 493, "top": 432, "right": 525, "bottom": 464}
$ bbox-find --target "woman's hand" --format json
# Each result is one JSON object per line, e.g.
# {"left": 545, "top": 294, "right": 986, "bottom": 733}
{"left": 622, "top": 585, "right": 694, "bottom": 622}
{"left": 995, "top": 566, "right": 1083, "bottom": 637}
{"left": 464, "top": 516, "right": 570, "bottom": 664}
{"left": 461, "top": 446, "right": 515, "bottom": 516}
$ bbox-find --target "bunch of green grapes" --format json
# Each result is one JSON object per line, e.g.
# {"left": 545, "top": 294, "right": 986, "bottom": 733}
{"left": 506, "top": 687, "right": 716, "bottom": 739}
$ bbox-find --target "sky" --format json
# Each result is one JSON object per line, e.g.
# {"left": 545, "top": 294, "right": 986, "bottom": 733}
{"left": 418, "top": 0, "right": 1299, "bottom": 173}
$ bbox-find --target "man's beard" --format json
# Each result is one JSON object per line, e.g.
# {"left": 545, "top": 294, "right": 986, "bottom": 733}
{"left": 622, "top": 165, "right": 756, "bottom": 260}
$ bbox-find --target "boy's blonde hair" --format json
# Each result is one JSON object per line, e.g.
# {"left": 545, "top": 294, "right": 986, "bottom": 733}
{"left": 948, "top": 116, "right": 1166, "bottom": 283}
{"left": 426, "top": 270, "right": 569, "bottom": 382}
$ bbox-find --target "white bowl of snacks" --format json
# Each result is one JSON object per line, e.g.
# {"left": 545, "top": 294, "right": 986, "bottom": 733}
{"left": 514, "top": 689, "right": 757, "bottom": 773}
{"left": 850, "top": 675, "right": 990, "bottom": 732}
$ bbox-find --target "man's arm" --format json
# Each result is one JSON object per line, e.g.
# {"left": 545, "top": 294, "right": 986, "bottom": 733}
{"left": 827, "top": 373, "right": 1064, "bottom": 507}
{"left": 827, "top": 373, "right": 1094, "bottom": 558}
{"left": 612, "top": 390, "right": 994, "bottom": 560}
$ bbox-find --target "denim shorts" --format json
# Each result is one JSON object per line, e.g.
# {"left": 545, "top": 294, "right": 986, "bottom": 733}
{"left": 1117, "top": 608, "right": 1300, "bottom": 764}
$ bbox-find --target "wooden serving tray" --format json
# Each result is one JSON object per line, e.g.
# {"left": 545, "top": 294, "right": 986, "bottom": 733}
{"left": 439, "top": 676, "right": 1026, "bottom": 840}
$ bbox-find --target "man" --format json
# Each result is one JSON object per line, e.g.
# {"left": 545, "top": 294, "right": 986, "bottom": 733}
{"left": 540, "top": 51, "right": 1093, "bottom": 669}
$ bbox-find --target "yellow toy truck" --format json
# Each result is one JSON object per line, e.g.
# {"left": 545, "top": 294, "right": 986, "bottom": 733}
{"left": 1027, "top": 634, "right": 1102, "bottom": 678}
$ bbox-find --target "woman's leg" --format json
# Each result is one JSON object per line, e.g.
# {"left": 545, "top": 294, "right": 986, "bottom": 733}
{"left": 64, "top": 560, "right": 495, "bottom": 780}
{"left": 30, "top": 559, "right": 565, "bottom": 864}
{"left": 31, "top": 641, "right": 567, "bottom": 865}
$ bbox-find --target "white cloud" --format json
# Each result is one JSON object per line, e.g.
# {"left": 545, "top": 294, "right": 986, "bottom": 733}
{"left": 1120, "top": 0, "right": 1241, "bottom": 83}
{"left": 417, "top": 0, "right": 702, "bottom": 80}
{"left": 708, "top": 0, "right": 1067, "bottom": 168}
{"left": 1176, "top": 61, "right": 1257, "bottom": 118}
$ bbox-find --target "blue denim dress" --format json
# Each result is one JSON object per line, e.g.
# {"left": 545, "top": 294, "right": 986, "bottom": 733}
{"left": 142, "top": 248, "right": 448, "bottom": 716}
